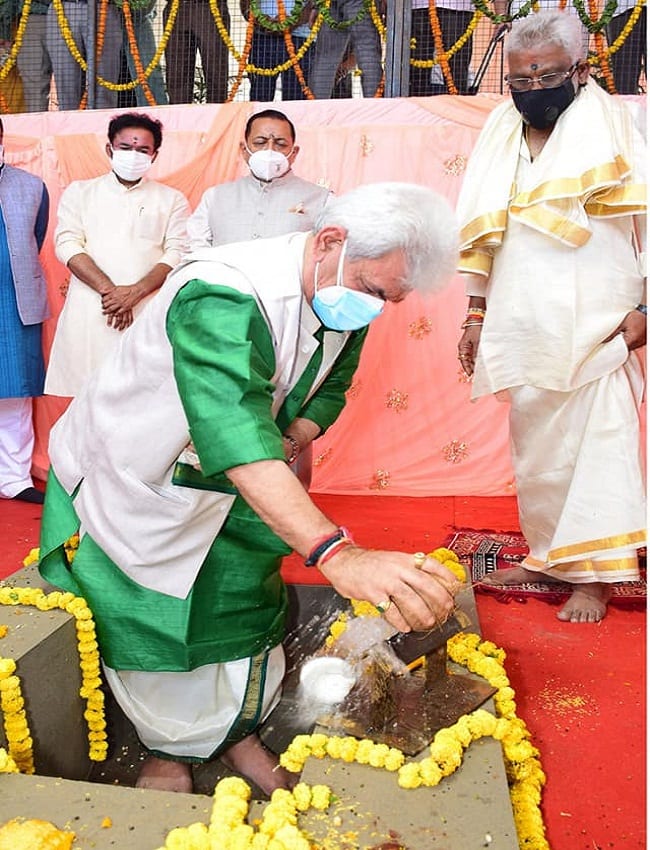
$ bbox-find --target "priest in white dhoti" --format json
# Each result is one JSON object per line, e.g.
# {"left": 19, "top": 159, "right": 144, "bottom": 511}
{"left": 39, "top": 182, "right": 461, "bottom": 793}
{"left": 457, "top": 11, "right": 646, "bottom": 623}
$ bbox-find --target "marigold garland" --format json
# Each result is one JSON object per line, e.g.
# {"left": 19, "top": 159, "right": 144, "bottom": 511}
{"left": 282, "top": 545, "right": 548, "bottom": 850}
{"left": 154, "top": 775, "right": 334, "bottom": 849}
{"left": 606, "top": 0, "right": 646, "bottom": 56}
{"left": 1, "top": 548, "right": 108, "bottom": 769}
{"left": 3, "top": 0, "right": 645, "bottom": 112}
{"left": 0, "top": 0, "right": 31, "bottom": 81}
{"left": 227, "top": 12, "right": 256, "bottom": 102}
{"left": 410, "top": 9, "right": 481, "bottom": 70}
{"left": 428, "top": 0, "right": 457, "bottom": 94}
{"left": 122, "top": 0, "right": 156, "bottom": 106}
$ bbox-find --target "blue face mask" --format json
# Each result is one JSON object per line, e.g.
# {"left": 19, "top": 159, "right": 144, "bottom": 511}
{"left": 311, "top": 241, "right": 385, "bottom": 331}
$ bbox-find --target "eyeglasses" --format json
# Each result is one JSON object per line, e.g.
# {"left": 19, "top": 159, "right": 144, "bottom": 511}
{"left": 504, "top": 63, "right": 579, "bottom": 92}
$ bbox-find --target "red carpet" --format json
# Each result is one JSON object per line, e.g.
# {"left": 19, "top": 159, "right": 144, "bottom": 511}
{"left": 1, "top": 492, "right": 645, "bottom": 850}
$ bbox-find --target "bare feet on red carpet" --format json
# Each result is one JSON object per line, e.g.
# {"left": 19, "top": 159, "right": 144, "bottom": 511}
{"left": 135, "top": 756, "right": 193, "bottom": 793}
{"left": 480, "top": 565, "right": 565, "bottom": 586}
{"left": 220, "top": 734, "right": 297, "bottom": 796}
{"left": 557, "top": 583, "right": 611, "bottom": 623}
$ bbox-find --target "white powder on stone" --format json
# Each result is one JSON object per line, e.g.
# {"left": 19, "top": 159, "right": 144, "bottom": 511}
{"left": 299, "top": 657, "right": 357, "bottom": 704}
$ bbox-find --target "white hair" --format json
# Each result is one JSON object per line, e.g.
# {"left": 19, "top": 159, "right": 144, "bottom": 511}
{"left": 313, "top": 182, "right": 459, "bottom": 295}
{"left": 506, "top": 10, "right": 586, "bottom": 63}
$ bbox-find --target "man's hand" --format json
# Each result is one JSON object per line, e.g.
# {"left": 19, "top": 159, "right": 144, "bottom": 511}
{"left": 101, "top": 284, "right": 143, "bottom": 315}
{"left": 318, "top": 548, "right": 459, "bottom": 633}
{"left": 457, "top": 324, "right": 482, "bottom": 376}
{"left": 105, "top": 307, "right": 134, "bottom": 331}
{"left": 602, "top": 309, "right": 647, "bottom": 352}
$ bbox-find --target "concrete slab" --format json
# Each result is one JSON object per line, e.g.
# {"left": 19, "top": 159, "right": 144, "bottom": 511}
{"left": 0, "top": 564, "right": 91, "bottom": 779}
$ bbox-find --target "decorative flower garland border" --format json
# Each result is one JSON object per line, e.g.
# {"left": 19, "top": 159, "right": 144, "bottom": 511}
{"left": 1, "top": 0, "right": 644, "bottom": 112}
{"left": 0, "top": 538, "right": 108, "bottom": 770}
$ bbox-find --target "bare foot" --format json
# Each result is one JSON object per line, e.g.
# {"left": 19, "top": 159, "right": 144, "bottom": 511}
{"left": 480, "top": 565, "right": 564, "bottom": 586}
{"left": 557, "top": 583, "right": 611, "bottom": 623}
{"left": 135, "top": 756, "right": 193, "bottom": 793}
{"left": 220, "top": 734, "right": 297, "bottom": 796}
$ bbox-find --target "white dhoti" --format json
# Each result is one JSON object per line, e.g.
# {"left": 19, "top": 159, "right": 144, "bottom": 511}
{"left": 103, "top": 645, "right": 285, "bottom": 760}
{"left": 508, "top": 356, "right": 646, "bottom": 583}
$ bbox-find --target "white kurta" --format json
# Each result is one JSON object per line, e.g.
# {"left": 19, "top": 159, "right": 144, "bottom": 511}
{"left": 45, "top": 172, "right": 189, "bottom": 397}
{"left": 472, "top": 141, "right": 644, "bottom": 397}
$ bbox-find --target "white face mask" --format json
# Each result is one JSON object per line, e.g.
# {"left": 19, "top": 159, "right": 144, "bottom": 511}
{"left": 110, "top": 148, "right": 153, "bottom": 182}
{"left": 247, "top": 148, "right": 291, "bottom": 182}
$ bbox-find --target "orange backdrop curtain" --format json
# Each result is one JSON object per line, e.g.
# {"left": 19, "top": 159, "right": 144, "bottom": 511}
{"left": 3, "top": 94, "right": 645, "bottom": 496}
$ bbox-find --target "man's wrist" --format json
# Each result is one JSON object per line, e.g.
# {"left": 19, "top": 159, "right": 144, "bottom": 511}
{"left": 635, "top": 303, "right": 647, "bottom": 316}
{"left": 283, "top": 434, "right": 300, "bottom": 465}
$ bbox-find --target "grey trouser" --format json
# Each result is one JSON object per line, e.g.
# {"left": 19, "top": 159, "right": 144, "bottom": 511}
{"left": 46, "top": 1, "right": 121, "bottom": 110}
{"left": 308, "top": 0, "right": 382, "bottom": 98}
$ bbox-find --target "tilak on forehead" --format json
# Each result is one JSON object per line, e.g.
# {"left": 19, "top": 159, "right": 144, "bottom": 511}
{"left": 530, "top": 63, "right": 538, "bottom": 70}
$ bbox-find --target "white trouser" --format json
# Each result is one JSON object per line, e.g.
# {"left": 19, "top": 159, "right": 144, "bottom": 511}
{"left": 0, "top": 397, "right": 35, "bottom": 498}
{"left": 103, "top": 645, "right": 286, "bottom": 760}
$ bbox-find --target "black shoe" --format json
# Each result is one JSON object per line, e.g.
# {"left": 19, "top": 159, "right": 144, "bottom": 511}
{"left": 13, "top": 487, "right": 45, "bottom": 504}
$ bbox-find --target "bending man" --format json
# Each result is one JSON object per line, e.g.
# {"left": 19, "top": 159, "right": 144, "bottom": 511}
{"left": 40, "top": 182, "right": 460, "bottom": 794}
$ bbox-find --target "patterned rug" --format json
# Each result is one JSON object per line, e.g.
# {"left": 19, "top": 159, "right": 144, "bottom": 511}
{"left": 444, "top": 528, "right": 647, "bottom": 609}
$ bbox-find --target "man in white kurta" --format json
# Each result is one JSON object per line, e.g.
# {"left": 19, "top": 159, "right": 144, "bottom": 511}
{"left": 45, "top": 113, "right": 189, "bottom": 397}
{"left": 456, "top": 12, "right": 646, "bottom": 623}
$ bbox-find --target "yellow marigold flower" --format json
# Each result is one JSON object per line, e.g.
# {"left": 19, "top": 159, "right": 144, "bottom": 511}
{"left": 22, "top": 547, "right": 40, "bottom": 566}
{"left": 309, "top": 784, "right": 332, "bottom": 811}
{"left": 258, "top": 810, "right": 296, "bottom": 836}
{"left": 214, "top": 776, "right": 252, "bottom": 801}
{"left": 496, "top": 698, "right": 517, "bottom": 718}
{"left": 397, "top": 762, "right": 422, "bottom": 789}
{"left": 0, "top": 747, "right": 19, "bottom": 774}
{"left": 89, "top": 731, "right": 108, "bottom": 741}
{"left": 329, "top": 619, "right": 348, "bottom": 640}
{"left": 419, "top": 758, "right": 444, "bottom": 786}
{"left": 225, "top": 823, "right": 255, "bottom": 849}
{"left": 431, "top": 547, "right": 460, "bottom": 563}
{"left": 211, "top": 797, "right": 248, "bottom": 828}
{"left": 353, "top": 739, "right": 375, "bottom": 764}
{"left": 339, "top": 736, "right": 359, "bottom": 762}
{"left": 1, "top": 695, "right": 24, "bottom": 712}
{"left": 368, "top": 743, "right": 391, "bottom": 768}
{"left": 307, "top": 732, "right": 329, "bottom": 757}
{"left": 325, "top": 736, "right": 343, "bottom": 759}
{"left": 383, "top": 747, "right": 405, "bottom": 771}
{"left": 251, "top": 833, "right": 271, "bottom": 849}
{"left": 350, "top": 599, "right": 379, "bottom": 618}
{"left": 0, "top": 659, "right": 17, "bottom": 676}
{"left": 449, "top": 716, "right": 473, "bottom": 747}
{"left": 467, "top": 709, "right": 497, "bottom": 739}
{"left": 268, "top": 823, "right": 311, "bottom": 850}
{"left": 291, "top": 783, "right": 312, "bottom": 811}
{"left": 278, "top": 755, "right": 303, "bottom": 773}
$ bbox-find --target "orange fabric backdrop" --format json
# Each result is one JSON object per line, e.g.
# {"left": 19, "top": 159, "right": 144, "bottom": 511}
{"left": 3, "top": 95, "right": 644, "bottom": 497}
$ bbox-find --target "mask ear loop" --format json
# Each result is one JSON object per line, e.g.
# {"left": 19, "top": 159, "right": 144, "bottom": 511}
{"left": 336, "top": 239, "right": 348, "bottom": 289}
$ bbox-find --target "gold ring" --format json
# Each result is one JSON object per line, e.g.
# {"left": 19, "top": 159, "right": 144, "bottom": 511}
{"left": 413, "top": 552, "right": 427, "bottom": 568}
{"left": 375, "top": 599, "right": 392, "bottom": 614}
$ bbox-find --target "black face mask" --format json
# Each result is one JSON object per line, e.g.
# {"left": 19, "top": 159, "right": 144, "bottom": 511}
{"left": 511, "top": 79, "right": 578, "bottom": 130}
